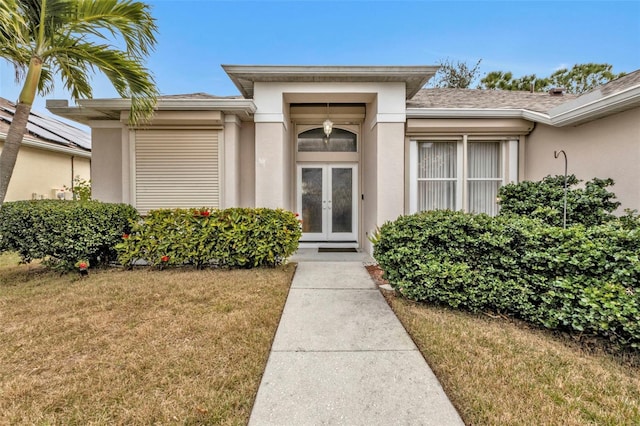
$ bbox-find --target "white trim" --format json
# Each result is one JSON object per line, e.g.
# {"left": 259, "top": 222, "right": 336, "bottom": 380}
{"left": 548, "top": 85, "right": 640, "bottom": 126}
{"left": 460, "top": 137, "right": 467, "bottom": 211}
{"left": 375, "top": 113, "right": 406, "bottom": 123}
{"left": 410, "top": 137, "right": 517, "bottom": 215}
{"left": 297, "top": 163, "right": 358, "bottom": 242}
{"left": 508, "top": 139, "right": 519, "bottom": 184}
{"left": 409, "top": 140, "right": 417, "bottom": 213}
{"left": 0, "top": 132, "right": 91, "bottom": 158}
{"left": 406, "top": 108, "right": 553, "bottom": 125}
{"left": 224, "top": 114, "right": 241, "bottom": 125}
{"left": 254, "top": 113, "right": 285, "bottom": 123}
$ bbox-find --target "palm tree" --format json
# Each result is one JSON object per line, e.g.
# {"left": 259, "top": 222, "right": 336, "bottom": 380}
{"left": 0, "top": 0, "right": 158, "bottom": 206}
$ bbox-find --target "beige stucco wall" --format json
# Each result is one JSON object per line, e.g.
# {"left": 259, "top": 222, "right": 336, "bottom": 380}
{"left": 239, "top": 121, "right": 255, "bottom": 207}
{"left": 254, "top": 122, "right": 288, "bottom": 209}
{"left": 362, "top": 99, "right": 379, "bottom": 253}
{"left": 223, "top": 115, "right": 241, "bottom": 208}
{"left": 526, "top": 107, "right": 640, "bottom": 211}
{"left": 0, "top": 141, "right": 90, "bottom": 201}
{"left": 91, "top": 127, "right": 123, "bottom": 203}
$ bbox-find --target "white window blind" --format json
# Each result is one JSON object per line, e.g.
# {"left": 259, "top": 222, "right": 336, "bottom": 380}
{"left": 468, "top": 142, "right": 501, "bottom": 215}
{"left": 417, "top": 142, "right": 457, "bottom": 211}
{"left": 413, "top": 138, "right": 512, "bottom": 216}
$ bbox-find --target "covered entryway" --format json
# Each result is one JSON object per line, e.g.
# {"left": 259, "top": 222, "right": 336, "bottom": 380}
{"left": 295, "top": 124, "right": 360, "bottom": 246}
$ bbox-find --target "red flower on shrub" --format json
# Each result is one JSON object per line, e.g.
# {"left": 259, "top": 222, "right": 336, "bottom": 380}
{"left": 161, "top": 255, "right": 170, "bottom": 263}
{"left": 78, "top": 262, "right": 88, "bottom": 270}
{"left": 295, "top": 213, "right": 299, "bottom": 217}
{"left": 122, "top": 233, "right": 129, "bottom": 239}
{"left": 201, "top": 210, "right": 210, "bottom": 217}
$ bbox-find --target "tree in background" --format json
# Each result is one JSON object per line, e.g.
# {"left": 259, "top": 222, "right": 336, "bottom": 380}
{"left": 480, "top": 71, "right": 551, "bottom": 92}
{"left": 479, "top": 63, "right": 625, "bottom": 94}
{"left": 0, "top": 0, "right": 159, "bottom": 207}
{"left": 548, "top": 63, "right": 625, "bottom": 95}
{"left": 429, "top": 58, "right": 482, "bottom": 89}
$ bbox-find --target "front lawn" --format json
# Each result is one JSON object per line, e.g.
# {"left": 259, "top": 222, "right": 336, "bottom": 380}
{"left": 386, "top": 293, "right": 640, "bottom": 425}
{"left": 0, "top": 258, "right": 294, "bottom": 424}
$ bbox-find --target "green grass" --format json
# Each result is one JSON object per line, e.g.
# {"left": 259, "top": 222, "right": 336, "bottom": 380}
{"left": 0, "top": 261, "right": 295, "bottom": 425}
{"left": 385, "top": 293, "right": 640, "bottom": 425}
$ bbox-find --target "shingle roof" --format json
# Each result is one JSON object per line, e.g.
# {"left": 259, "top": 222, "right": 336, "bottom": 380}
{"left": 407, "top": 88, "right": 578, "bottom": 113}
{"left": 592, "top": 69, "right": 640, "bottom": 97}
{"left": 158, "top": 92, "right": 242, "bottom": 100}
{"left": 0, "top": 98, "right": 91, "bottom": 150}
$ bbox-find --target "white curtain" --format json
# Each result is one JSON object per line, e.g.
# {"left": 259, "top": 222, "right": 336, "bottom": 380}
{"left": 417, "top": 142, "right": 457, "bottom": 211}
{"left": 468, "top": 142, "right": 501, "bottom": 215}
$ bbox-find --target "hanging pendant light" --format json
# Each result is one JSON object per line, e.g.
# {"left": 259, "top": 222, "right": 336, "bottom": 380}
{"left": 323, "top": 102, "right": 333, "bottom": 139}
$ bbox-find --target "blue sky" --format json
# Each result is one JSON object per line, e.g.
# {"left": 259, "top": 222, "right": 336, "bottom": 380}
{"left": 1, "top": 0, "right": 639, "bottom": 115}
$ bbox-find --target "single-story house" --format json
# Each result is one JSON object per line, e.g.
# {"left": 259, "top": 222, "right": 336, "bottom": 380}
{"left": 47, "top": 66, "right": 640, "bottom": 253}
{"left": 0, "top": 97, "right": 91, "bottom": 201}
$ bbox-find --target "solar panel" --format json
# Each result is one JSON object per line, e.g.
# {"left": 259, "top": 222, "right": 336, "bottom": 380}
{"left": 0, "top": 102, "right": 91, "bottom": 150}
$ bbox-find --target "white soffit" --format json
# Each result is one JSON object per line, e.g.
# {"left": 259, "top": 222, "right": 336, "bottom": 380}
{"left": 46, "top": 98, "right": 257, "bottom": 125}
{"left": 221, "top": 65, "right": 439, "bottom": 99}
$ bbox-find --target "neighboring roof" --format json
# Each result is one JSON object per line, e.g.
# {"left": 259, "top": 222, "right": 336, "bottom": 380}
{"left": 408, "top": 88, "right": 577, "bottom": 113}
{"left": 0, "top": 97, "right": 91, "bottom": 152}
{"left": 158, "top": 93, "right": 242, "bottom": 100}
{"left": 222, "top": 65, "right": 439, "bottom": 99}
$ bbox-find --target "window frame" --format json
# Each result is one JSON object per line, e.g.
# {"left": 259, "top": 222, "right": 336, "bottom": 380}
{"left": 409, "top": 136, "right": 518, "bottom": 215}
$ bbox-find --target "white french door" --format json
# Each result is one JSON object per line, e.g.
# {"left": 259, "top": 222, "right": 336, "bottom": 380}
{"left": 297, "top": 163, "right": 358, "bottom": 242}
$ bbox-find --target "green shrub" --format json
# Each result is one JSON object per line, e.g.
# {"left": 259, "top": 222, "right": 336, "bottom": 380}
{"left": 498, "top": 175, "right": 620, "bottom": 227}
{"left": 374, "top": 210, "right": 640, "bottom": 348}
{"left": 0, "top": 200, "right": 139, "bottom": 271}
{"left": 116, "top": 207, "right": 302, "bottom": 269}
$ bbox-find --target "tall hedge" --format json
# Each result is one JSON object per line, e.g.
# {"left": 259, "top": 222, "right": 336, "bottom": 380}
{"left": 374, "top": 210, "right": 640, "bottom": 348}
{"left": 116, "top": 207, "right": 301, "bottom": 269}
{"left": 497, "top": 175, "right": 620, "bottom": 227}
{"left": 0, "top": 200, "right": 139, "bottom": 270}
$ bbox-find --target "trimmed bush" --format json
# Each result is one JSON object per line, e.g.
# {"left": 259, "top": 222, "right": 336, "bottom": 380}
{"left": 498, "top": 175, "right": 620, "bottom": 227}
{"left": 374, "top": 210, "right": 640, "bottom": 348}
{"left": 0, "top": 200, "right": 139, "bottom": 270}
{"left": 116, "top": 207, "right": 301, "bottom": 269}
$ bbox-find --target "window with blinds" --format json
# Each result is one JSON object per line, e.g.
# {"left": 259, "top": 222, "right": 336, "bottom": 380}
{"left": 412, "top": 138, "right": 511, "bottom": 216}
{"left": 134, "top": 130, "right": 220, "bottom": 214}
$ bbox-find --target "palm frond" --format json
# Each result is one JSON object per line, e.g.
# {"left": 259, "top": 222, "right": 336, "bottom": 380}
{"left": 1, "top": 0, "right": 158, "bottom": 122}
{"left": 63, "top": 0, "right": 157, "bottom": 57}
{"left": 51, "top": 40, "right": 157, "bottom": 123}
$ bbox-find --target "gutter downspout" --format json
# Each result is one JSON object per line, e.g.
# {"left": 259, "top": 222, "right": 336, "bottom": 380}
{"left": 71, "top": 156, "right": 75, "bottom": 200}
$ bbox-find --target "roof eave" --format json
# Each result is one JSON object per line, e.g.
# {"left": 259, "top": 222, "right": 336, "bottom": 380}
{"left": 47, "top": 98, "right": 258, "bottom": 124}
{"left": 547, "top": 85, "right": 640, "bottom": 126}
{"left": 222, "top": 65, "right": 439, "bottom": 99}
{"left": 406, "top": 108, "right": 553, "bottom": 125}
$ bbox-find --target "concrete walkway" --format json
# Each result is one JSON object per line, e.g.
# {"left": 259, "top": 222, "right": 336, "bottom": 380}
{"left": 248, "top": 251, "right": 464, "bottom": 425}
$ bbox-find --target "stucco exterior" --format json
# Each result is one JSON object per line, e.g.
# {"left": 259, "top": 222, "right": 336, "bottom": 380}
{"left": 526, "top": 107, "right": 640, "bottom": 211}
{"left": 90, "top": 126, "right": 123, "bottom": 203}
{"left": 46, "top": 65, "right": 640, "bottom": 253}
{"left": 0, "top": 141, "right": 90, "bottom": 201}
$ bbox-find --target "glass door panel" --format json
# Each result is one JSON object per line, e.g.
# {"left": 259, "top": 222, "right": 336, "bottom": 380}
{"left": 298, "top": 164, "right": 357, "bottom": 242}
{"left": 300, "top": 167, "right": 325, "bottom": 239}
{"left": 330, "top": 167, "right": 353, "bottom": 234}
